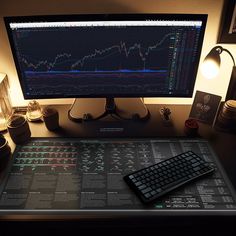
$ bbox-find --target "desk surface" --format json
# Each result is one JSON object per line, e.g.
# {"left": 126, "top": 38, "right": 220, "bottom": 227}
{"left": 1, "top": 104, "right": 236, "bottom": 221}
{"left": 15, "top": 104, "right": 236, "bottom": 187}
{"left": 1, "top": 137, "right": 236, "bottom": 213}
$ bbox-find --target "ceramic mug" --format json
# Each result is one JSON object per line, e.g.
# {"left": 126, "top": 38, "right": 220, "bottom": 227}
{"left": 0, "top": 135, "right": 11, "bottom": 163}
{"left": 7, "top": 114, "right": 31, "bottom": 144}
{"left": 42, "top": 106, "right": 60, "bottom": 131}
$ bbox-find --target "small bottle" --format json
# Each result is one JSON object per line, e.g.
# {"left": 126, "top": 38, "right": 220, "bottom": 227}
{"left": 42, "top": 106, "right": 60, "bottom": 131}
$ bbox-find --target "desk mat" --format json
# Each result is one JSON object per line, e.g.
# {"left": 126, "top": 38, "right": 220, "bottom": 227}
{"left": 0, "top": 138, "right": 235, "bottom": 210}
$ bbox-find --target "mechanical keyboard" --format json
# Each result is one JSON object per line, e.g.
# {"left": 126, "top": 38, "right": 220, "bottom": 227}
{"left": 124, "top": 151, "right": 215, "bottom": 204}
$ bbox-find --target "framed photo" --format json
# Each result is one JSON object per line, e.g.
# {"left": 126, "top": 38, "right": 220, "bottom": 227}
{"left": 218, "top": 0, "right": 236, "bottom": 43}
{"left": 189, "top": 91, "right": 222, "bottom": 125}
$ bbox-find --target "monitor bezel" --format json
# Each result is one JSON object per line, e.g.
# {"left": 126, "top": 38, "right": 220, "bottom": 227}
{"left": 4, "top": 13, "right": 208, "bottom": 100}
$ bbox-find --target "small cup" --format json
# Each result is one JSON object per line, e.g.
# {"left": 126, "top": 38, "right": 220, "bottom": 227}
{"left": 184, "top": 118, "right": 199, "bottom": 137}
{"left": 42, "top": 106, "right": 60, "bottom": 131}
{"left": 0, "top": 135, "right": 11, "bottom": 163}
{"left": 7, "top": 114, "right": 31, "bottom": 144}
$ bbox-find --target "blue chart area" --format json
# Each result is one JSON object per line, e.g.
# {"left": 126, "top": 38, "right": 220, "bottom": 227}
{"left": 24, "top": 70, "right": 168, "bottom": 96}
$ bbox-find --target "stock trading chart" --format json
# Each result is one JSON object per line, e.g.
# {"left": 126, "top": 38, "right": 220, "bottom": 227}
{"left": 10, "top": 21, "right": 201, "bottom": 97}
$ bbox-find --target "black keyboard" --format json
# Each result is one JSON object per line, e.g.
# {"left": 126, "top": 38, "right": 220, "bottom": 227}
{"left": 124, "top": 151, "right": 215, "bottom": 204}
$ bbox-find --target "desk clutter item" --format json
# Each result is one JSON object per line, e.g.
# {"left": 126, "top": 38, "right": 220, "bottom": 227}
{"left": 0, "top": 99, "right": 8, "bottom": 132}
{"left": 160, "top": 106, "right": 172, "bottom": 126}
{"left": 184, "top": 119, "right": 199, "bottom": 137}
{"left": 0, "top": 134, "right": 11, "bottom": 163}
{"left": 189, "top": 91, "right": 221, "bottom": 125}
{"left": 42, "top": 106, "right": 60, "bottom": 131}
{"left": 0, "top": 74, "right": 12, "bottom": 131}
{"left": 26, "top": 100, "right": 42, "bottom": 122}
{"left": 124, "top": 151, "right": 215, "bottom": 204}
{"left": 0, "top": 138, "right": 235, "bottom": 210}
{"left": 7, "top": 114, "right": 31, "bottom": 144}
{"left": 217, "top": 100, "right": 236, "bottom": 132}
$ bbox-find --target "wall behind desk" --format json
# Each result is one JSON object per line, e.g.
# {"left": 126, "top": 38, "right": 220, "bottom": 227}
{"left": 0, "top": 0, "right": 235, "bottom": 106}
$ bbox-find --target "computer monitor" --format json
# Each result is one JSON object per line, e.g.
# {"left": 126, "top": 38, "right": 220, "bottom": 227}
{"left": 4, "top": 14, "right": 207, "bottom": 121}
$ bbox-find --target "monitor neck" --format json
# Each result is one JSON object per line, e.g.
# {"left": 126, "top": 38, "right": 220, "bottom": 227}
{"left": 105, "top": 98, "right": 116, "bottom": 114}
{"left": 68, "top": 97, "right": 150, "bottom": 122}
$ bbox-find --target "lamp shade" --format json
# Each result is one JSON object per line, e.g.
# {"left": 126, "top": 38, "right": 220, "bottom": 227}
{"left": 201, "top": 46, "right": 222, "bottom": 79}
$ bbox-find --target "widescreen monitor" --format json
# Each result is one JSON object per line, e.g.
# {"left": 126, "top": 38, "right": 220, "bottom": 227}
{"left": 4, "top": 14, "right": 207, "bottom": 121}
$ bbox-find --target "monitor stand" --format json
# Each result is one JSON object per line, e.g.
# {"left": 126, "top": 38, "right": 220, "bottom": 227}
{"left": 68, "top": 98, "right": 150, "bottom": 122}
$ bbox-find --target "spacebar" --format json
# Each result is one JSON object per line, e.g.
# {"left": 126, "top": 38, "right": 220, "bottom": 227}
{"left": 162, "top": 176, "right": 189, "bottom": 190}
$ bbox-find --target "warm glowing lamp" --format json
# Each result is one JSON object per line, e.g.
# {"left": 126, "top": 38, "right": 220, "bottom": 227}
{"left": 201, "top": 46, "right": 236, "bottom": 131}
{"left": 201, "top": 46, "right": 236, "bottom": 101}
{"left": 0, "top": 74, "right": 12, "bottom": 131}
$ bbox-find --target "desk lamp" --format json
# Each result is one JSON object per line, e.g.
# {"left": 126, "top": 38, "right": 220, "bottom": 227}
{"left": 201, "top": 46, "right": 236, "bottom": 101}
{"left": 201, "top": 46, "right": 236, "bottom": 130}
{"left": 0, "top": 74, "right": 12, "bottom": 131}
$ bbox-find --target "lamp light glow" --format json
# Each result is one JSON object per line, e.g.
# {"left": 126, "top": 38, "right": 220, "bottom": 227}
{"left": 201, "top": 59, "right": 220, "bottom": 79}
{"left": 201, "top": 46, "right": 222, "bottom": 79}
{"left": 0, "top": 74, "right": 13, "bottom": 131}
{"left": 0, "top": 104, "right": 7, "bottom": 131}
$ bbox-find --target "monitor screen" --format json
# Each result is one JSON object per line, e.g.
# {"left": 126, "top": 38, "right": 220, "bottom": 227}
{"left": 4, "top": 14, "right": 207, "bottom": 99}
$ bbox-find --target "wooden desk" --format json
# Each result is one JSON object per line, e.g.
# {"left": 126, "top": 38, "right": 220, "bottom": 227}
{"left": 1, "top": 104, "right": 236, "bottom": 235}
{"left": 7, "top": 104, "right": 235, "bottom": 188}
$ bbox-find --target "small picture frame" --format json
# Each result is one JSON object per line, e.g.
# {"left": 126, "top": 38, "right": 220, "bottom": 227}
{"left": 189, "top": 91, "right": 222, "bottom": 125}
{"left": 218, "top": 0, "right": 236, "bottom": 43}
